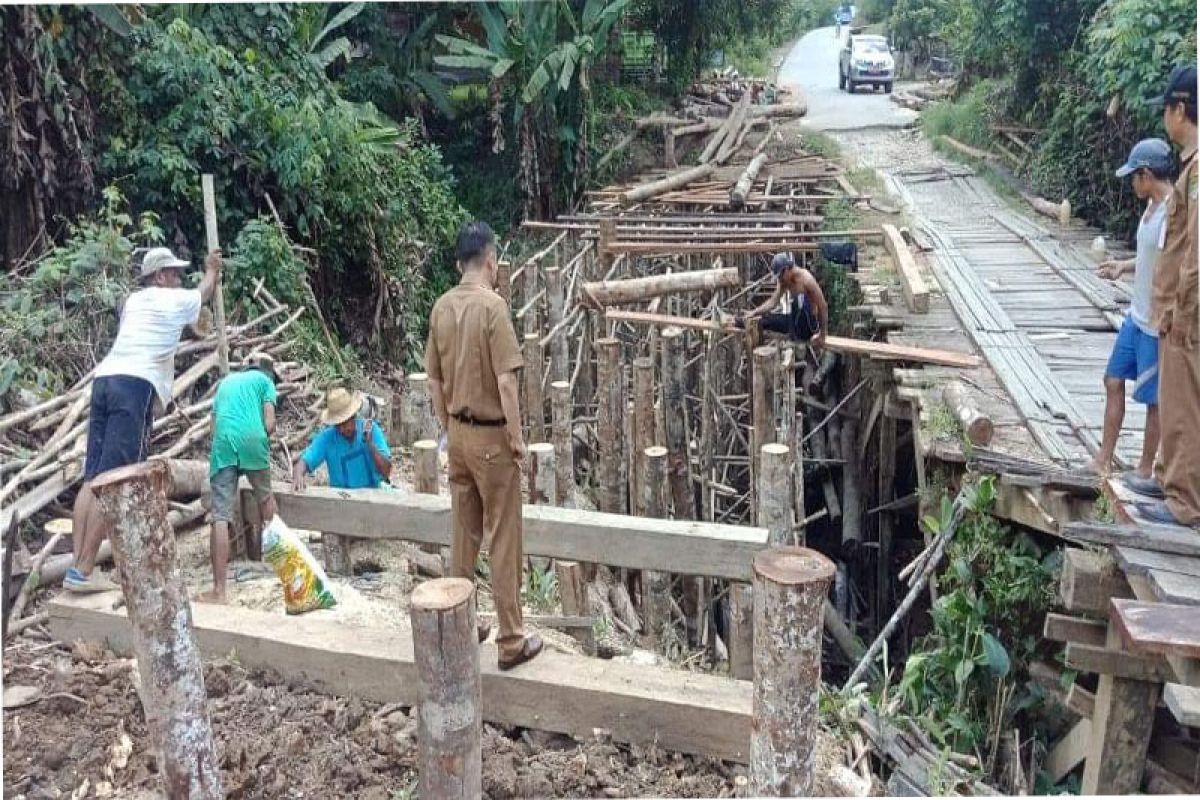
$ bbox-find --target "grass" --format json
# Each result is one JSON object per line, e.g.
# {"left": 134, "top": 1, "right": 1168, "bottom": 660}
{"left": 1092, "top": 493, "right": 1116, "bottom": 524}
{"left": 926, "top": 403, "right": 963, "bottom": 441}
{"left": 800, "top": 130, "right": 843, "bottom": 160}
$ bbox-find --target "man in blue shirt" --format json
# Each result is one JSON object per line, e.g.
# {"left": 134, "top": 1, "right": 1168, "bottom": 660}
{"left": 292, "top": 387, "right": 392, "bottom": 491}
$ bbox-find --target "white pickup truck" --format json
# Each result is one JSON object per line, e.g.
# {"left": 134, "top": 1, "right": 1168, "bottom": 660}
{"left": 838, "top": 34, "right": 894, "bottom": 94}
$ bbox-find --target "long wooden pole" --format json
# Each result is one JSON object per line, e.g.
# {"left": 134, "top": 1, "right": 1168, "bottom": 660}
{"left": 201, "top": 174, "right": 230, "bottom": 376}
{"left": 660, "top": 327, "right": 695, "bottom": 520}
{"left": 549, "top": 381, "right": 575, "bottom": 507}
{"left": 596, "top": 338, "right": 626, "bottom": 515}
{"left": 641, "top": 446, "right": 673, "bottom": 650}
{"left": 91, "top": 461, "right": 223, "bottom": 798}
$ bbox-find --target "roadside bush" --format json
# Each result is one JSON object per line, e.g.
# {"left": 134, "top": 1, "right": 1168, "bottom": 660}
{"left": 921, "top": 78, "right": 1014, "bottom": 149}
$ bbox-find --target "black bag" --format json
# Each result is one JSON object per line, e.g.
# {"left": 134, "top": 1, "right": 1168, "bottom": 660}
{"left": 819, "top": 242, "right": 858, "bottom": 272}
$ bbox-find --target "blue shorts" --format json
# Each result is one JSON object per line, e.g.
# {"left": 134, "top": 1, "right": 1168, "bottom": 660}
{"left": 1105, "top": 317, "right": 1159, "bottom": 405}
{"left": 83, "top": 375, "right": 156, "bottom": 481}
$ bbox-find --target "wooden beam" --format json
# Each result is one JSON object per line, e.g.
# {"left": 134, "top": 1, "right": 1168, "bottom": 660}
{"left": 49, "top": 593, "right": 752, "bottom": 763}
{"left": 1082, "top": 625, "right": 1159, "bottom": 794}
{"left": 1064, "top": 642, "right": 1174, "bottom": 683}
{"left": 1067, "top": 683, "right": 1095, "bottom": 718}
{"left": 269, "top": 485, "right": 767, "bottom": 581}
{"left": 881, "top": 224, "right": 930, "bottom": 313}
{"left": 1164, "top": 683, "right": 1200, "bottom": 727}
{"left": 1045, "top": 613, "right": 1107, "bottom": 646}
{"left": 1063, "top": 521, "right": 1200, "bottom": 558}
{"left": 581, "top": 267, "right": 740, "bottom": 308}
{"left": 604, "top": 241, "right": 821, "bottom": 255}
{"left": 1047, "top": 718, "right": 1092, "bottom": 783}
{"left": 1111, "top": 598, "right": 1200, "bottom": 659}
{"left": 603, "top": 309, "right": 980, "bottom": 368}
{"left": 1061, "top": 548, "right": 1134, "bottom": 616}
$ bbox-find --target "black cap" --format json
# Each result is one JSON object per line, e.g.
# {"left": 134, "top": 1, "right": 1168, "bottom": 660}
{"left": 1148, "top": 64, "right": 1196, "bottom": 107}
{"left": 771, "top": 252, "right": 795, "bottom": 277}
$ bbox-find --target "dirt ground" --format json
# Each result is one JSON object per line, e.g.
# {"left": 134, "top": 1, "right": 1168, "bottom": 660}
{"left": 3, "top": 636, "right": 859, "bottom": 799}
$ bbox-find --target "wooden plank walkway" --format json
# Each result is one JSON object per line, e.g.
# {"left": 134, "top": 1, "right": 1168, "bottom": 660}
{"left": 884, "top": 168, "right": 1140, "bottom": 466}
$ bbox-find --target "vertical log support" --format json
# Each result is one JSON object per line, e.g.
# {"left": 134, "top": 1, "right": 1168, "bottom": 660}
{"left": 792, "top": 411, "right": 807, "bottom": 544}
{"left": 523, "top": 334, "right": 546, "bottom": 444}
{"left": 751, "top": 346, "right": 779, "bottom": 501}
{"left": 632, "top": 357, "right": 656, "bottom": 515}
{"left": 664, "top": 128, "right": 676, "bottom": 168}
{"left": 90, "top": 461, "right": 223, "bottom": 799}
{"left": 699, "top": 331, "right": 720, "bottom": 522}
{"left": 497, "top": 259, "right": 512, "bottom": 305}
{"left": 523, "top": 252, "right": 540, "bottom": 337}
{"left": 641, "top": 446, "right": 673, "bottom": 647}
{"left": 414, "top": 440, "right": 439, "bottom": 494}
{"left": 751, "top": 546, "right": 836, "bottom": 797}
{"left": 598, "top": 219, "right": 617, "bottom": 273}
{"left": 403, "top": 372, "right": 437, "bottom": 445}
{"left": 549, "top": 381, "right": 575, "bottom": 507}
{"left": 758, "top": 444, "right": 794, "bottom": 545}
{"left": 596, "top": 337, "right": 626, "bottom": 514}
{"left": 661, "top": 327, "right": 695, "bottom": 520}
{"left": 528, "top": 443, "right": 556, "bottom": 506}
{"left": 1081, "top": 624, "right": 1158, "bottom": 794}
{"left": 545, "top": 265, "right": 569, "bottom": 383}
{"left": 410, "top": 578, "right": 482, "bottom": 799}
{"left": 876, "top": 390, "right": 897, "bottom": 629}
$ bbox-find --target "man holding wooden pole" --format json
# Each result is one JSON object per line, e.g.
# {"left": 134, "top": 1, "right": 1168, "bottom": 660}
{"left": 66, "top": 247, "right": 222, "bottom": 593}
{"left": 739, "top": 252, "right": 829, "bottom": 349}
{"left": 425, "top": 221, "right": 543, "bottom": 670}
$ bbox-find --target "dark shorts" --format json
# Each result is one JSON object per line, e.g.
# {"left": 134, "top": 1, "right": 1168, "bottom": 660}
{"left": 1105, "top": 316, "right": 1159, "bottom": 405}
{"left": 83, "top": 375, "right": 156, "bottom": 481}
{"left": 762, "top": 296, "right": 820, "bottom": 340}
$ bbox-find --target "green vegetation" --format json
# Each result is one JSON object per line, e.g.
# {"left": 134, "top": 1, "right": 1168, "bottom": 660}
{"left": 898, "top": 477, "right": 1060, "bottom": 768}
{"left": 873, "top": 0, "right": 1195, "bottom": 236}
{"left": 522, "top": 564, "right": 560, "bottom": 613}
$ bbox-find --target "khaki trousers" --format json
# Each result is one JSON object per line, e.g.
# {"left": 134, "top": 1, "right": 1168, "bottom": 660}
{"left": 447, "top": 419, "right": 525, "bottom": 659}
{"left": 1155, "top": 336, "right": 1200, "bottom": 525}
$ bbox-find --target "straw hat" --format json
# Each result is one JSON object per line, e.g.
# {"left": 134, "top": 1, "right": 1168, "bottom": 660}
{"left": 321, "top": 386, "right": 363, "bottom": 426}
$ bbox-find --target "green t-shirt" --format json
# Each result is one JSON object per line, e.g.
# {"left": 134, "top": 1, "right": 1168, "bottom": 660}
{"left": 209, "top": 370, "right": 277, "bottom": 476}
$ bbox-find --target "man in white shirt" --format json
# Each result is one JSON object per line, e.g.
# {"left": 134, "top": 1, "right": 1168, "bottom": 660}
{"left": 1090, "top": 139, "right": 1175, "bottom": 479}
{"left": 65, "top": 247, "right": 221, "bottom": 593}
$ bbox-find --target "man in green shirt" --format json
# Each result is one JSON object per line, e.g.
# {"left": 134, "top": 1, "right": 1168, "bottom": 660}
{"left": 198, "top": 353, "right": 279, "bottom": 603}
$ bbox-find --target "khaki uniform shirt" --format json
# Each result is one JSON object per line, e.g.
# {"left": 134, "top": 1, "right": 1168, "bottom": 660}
{"left": 425, "top": 283, "right": 523, "bottom": 421}
{"left": 1152, "top": 144, "right": 1198, "bottom": 339}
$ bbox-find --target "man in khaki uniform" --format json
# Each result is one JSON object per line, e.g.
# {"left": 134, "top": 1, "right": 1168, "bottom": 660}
{"left": 425, "top": 221, "right": 543, "bottom": 669}
{"left": 1129, "top": 64, "right": 1200, "bottom": 526}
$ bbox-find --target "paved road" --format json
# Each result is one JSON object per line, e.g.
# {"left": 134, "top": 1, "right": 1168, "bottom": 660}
{"left": 778, "top": 26, "right": 917, "bottom": 132}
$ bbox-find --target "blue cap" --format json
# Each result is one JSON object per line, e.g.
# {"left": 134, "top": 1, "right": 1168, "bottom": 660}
{"left": 1147, "top": 64, "right": 1196, "bottom": 108}
{"left": 1115, "top": 138, "right": 1174, "bottom": 178}
{"left": 771, "top": 252, "right": 795, "bottom": 277}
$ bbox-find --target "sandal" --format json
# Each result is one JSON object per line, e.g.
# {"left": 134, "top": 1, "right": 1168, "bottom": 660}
{"left": 498, "top": 635, "right": 544, "bottom": 671}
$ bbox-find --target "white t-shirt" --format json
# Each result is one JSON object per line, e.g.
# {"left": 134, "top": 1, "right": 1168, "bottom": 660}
{"left": 1129, "top": 200, "right": 1168, "bottom": 336}
{"left": 95, "top": 287, "right": 203, "bottom": 406}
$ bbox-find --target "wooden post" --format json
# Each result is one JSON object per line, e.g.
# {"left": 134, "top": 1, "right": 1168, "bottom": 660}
{"left": 523, "top": 334, "right": 546, "bottom": 444}
{"left": 641, "top": 446, "right": 673, "bottom": 648}
{"left": 758, "top": 444, "right": 794, "bottom": 545}
{"left": 877, "top": 403, "right": 897, "bottom": 629}
{"left": 596, "top": 338, "right": 626, "bottom": 514}
{"left": 497, "top": 259, "right": 512, "bottom": 304}
{"left": 1081, "top": 624, "right": 1158, "bottom": 794}
{"left": 323, "top": 532, "right": 353, "bottom": 576}
{"left": 545, "top": 265, "right": 569, "bottom": 383}
{"left": 661, "top": 327, "right": 695, "bottom": 520}
{"left": 549, "top": 381, "right": 575, "bottom": 507}
{"left": 752, "top": 345, "right": 779, "bottom": 503}
{"left": 664, "top": 128, "right": 676, "bottom": 168}
{"left": 410, "top": 578, "right": 482, "bottom": 799}
{"left": 632, "top": 357, "right": 656, "bottom": 515}
{"left": 839, "top": 392, "right": 862, "bottom": 557}
{"left": 403, "top": 373, "right": 437, "bottom": 445}
{"left": 528, "top": 443, "right": 556, "bottom": 506}
{"left": 792, "top": 410, "right": 807, "bottom": 545}
{"left": 751, "top": 546, "right": 836, "bottom": 796}
{"left": 413, "top": 440, "right": 439, "bottom": 494}
{"left": 523, "top": 252, "right": 539, "bottom": 337}
{"left": 90, "top": 461, "right": 223, "bottom": 799}
{"left": 201, "top": 174, "right": 229, "bottom": 376}
{"left": 598, "top": 219, "right": 616, "bottom": 272}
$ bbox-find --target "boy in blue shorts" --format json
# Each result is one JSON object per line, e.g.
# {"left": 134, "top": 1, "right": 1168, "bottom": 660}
{"left": 1090, "top": 138, "right": 1175, "bottom": 478}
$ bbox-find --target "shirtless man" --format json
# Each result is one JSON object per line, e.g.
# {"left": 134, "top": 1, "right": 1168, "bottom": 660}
{"left": 740, "top": 252, "right": 830, "bottom": 348}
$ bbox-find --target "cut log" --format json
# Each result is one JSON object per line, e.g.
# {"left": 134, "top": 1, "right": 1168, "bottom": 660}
{"left": 941, "top": 381, "right": 994, "bottom": 446}
{"left": 522, "top": 334, "right": 546, "bottom": 444}
{"left": 549, "top": 381, "right": 575, "bottom": 507}
{"left": 527, "top": 443, "right": 556, "bottom": 507}
{"left": 89, "top": 461, "right": 222, "bottom": 798}
{"left": 746, "top": 102, "right": 807, "bottom": 119}
{"left": 751, "top": 547, "right": 836, "bottom": 795}
{"left": 660, "top": 328, "right": 696, "bottom": 520}
{"left": 757, "top": 444, "right": 793, "bottom": 545}
{"left": 410, "top": 578, "right": 482, "bottom": 799}
{"left": 622, "top": 164, "right": 716, "bottom": 204}
{"left": 700, "top": 93, "right": 749, "bottom": 164}
{"left": 1024, "top": 194, "right": 1072, "bottom": 227}
{"left": 581, "top": 267, "right": 741, "bottom": 308}
{"left": 731, "top": 152, "right": 769, "bottom": 211}
{"left": 940, "top": 135, "right": 992, "bottom": 161}
{"left": 604, "top": 310, "right": 980, "bottom": 368}
{"left": 596, "top": 338, "right": 626, "bottom": 515}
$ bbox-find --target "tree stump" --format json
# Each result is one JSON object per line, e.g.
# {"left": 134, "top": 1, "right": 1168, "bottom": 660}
{"left": 751, "top": 546, "right": 836, "bottom": 797}
{"left": 758, "top": 443, "right": 794, "bottom": 545}
{"left": 410, "top": 578, "right": 481, "bottom": 799}
{"left": 596, "top": 337, "right": 626, "bottom": 515}
{"left": 402, "top": 373, "right": 437, "bottom": 445}
{"left": 528, "top": 443, "right": 556, "bottom": 506}
{"left": 522, "top": 334, "right": 546, "bottom": 443}
{"left": 90, "top": 461, "right": 223, "bottom": 799}
{"left": 549, "top": 381, "right": 575, "bottom": 507}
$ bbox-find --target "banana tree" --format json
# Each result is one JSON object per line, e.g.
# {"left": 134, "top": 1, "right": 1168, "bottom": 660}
{"left": 435, "top": 0, "right": 629, "bottom": 219}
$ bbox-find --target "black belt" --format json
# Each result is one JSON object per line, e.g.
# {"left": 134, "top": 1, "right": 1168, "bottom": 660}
{"left": 452, "top": 412, "right": 506, "bottom": 427}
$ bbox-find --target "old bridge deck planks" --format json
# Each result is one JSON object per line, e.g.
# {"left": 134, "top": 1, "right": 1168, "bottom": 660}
{"left": 885, "top": 168, "right": 1140, "bottom": 467}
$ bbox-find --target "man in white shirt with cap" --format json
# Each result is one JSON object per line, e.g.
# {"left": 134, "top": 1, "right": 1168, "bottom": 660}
{"left": 65, "top": 246, "right": 221, "bottom": 593}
